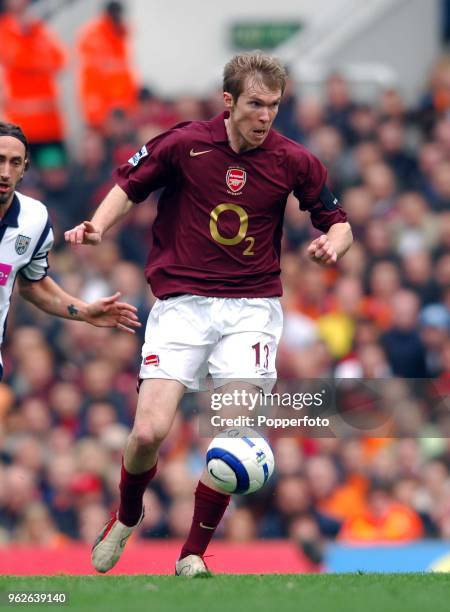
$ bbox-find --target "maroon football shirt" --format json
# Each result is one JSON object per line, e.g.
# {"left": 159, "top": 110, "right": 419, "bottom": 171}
{"left": 114, "top": 112, "right": 347, "bottom": 299}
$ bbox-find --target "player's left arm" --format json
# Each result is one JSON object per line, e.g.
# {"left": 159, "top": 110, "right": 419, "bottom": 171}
{"left": 17, "top": 275, "right": 141, "bottom": 334}
{"left": 295, "top": 151, "right": 353, "bottom": 266}
{"left": 307, "top": 221, "right": 353, "bottom": 266}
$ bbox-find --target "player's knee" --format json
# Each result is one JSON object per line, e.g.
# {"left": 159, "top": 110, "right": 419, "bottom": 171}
{"left": 130, "top": 424, "right": 167, "bottom": 451}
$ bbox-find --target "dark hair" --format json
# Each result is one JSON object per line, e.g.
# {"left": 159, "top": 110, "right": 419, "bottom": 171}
{"left": 104, "top": 1, "right": 123, "bottom": 18}
{"left": 0, "top": 122, "right": 29, "bottom": 168}
{"left": 223, "top": 52, "right": 287, "bottom": 101}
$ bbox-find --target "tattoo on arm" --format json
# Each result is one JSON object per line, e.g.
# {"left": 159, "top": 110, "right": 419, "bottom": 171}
{"left": 67, "top": 304, "right": 78, "bottom": 317}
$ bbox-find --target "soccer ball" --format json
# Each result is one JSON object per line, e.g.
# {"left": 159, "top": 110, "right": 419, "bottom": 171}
{"left": 206, "top": 427, "right": 275, "bottom": 494}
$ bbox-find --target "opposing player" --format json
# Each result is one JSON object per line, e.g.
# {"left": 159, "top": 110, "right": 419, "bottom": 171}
{"left": 65, "top": 53, "right": 353, "bottom": 575}
{"left": 0, "top": 121, "right": 140, "bottom": 379}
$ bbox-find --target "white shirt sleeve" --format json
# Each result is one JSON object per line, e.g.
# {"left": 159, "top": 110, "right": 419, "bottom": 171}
{"left": 20, "top": 220, "right": 54, "bottom": 282}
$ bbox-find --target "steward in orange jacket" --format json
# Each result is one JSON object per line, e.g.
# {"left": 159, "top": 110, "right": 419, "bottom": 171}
{"left": 0, "top": 1, "right": 67, "bottom": 144}
{"left": 76, "top": 1, "right": 138, "bottom": 128}
{"left": 338, "top": 482, "right": 424, "bottom": 543}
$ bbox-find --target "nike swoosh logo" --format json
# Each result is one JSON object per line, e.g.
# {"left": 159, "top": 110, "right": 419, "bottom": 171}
{"left": 199, "top": 522, "right": 215, "bottom": 530}
{"left": 209, "top": 467, "right": 228, "bottom": 483}
{"left": 190, "top": 148, "right": 212, "bottom": 157}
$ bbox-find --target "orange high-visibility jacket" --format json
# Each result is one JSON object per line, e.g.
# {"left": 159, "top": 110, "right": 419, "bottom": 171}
{"left": 76, "top": 15, "right": 138, "bottom": 127}
{"left": 0, "top": 15, "right": 67, "bottom": 143}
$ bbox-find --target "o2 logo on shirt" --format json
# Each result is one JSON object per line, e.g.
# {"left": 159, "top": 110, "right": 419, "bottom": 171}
{"left": 128, "top": 145, "right": 149, "bottom": 167}
{"left": 0, "top": 263, "right": 12, "bottom": 286}
{"left": 209, "top": 203, "right": 255, "bottom": 256}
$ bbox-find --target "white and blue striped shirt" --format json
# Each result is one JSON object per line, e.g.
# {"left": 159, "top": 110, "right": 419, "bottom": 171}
{"left": 0, "top": 190, "right": 54, "bottom": 367}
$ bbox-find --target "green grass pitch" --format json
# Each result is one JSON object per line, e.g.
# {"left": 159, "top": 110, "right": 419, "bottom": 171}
{"left": 1, "top": 574, "right": 449, "bottom": 612}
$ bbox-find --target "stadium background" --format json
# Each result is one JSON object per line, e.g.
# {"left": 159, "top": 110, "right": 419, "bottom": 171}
{"left": 0, "top": 0, "right": 449, "bottom": 574}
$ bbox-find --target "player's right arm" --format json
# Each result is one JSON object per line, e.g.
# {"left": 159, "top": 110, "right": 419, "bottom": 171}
{"left": 64, "top": 184, "right": 133, "bottom": 245}
{"left": 66, "top": 128, "right": 178, "bottom": 245}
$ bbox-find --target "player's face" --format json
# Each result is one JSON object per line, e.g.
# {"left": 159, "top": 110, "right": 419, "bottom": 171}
{"left": 224, "top": 76, "right": 282, "bottom": 152}
{"left": 0, "top": 136, "right": 27, "bottom": 207}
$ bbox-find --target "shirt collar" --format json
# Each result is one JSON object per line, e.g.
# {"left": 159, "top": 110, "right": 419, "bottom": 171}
{"left": 210, "top": 111, "right": 276, "bottom": 151}
{"left": 0, "top": 194, "right": 20, "bottom": 228}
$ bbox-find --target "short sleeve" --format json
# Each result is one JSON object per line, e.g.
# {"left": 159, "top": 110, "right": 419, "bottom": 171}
{"left": 293, "top": 152, "right": 347, "bottom": 232}
{"left": 114, "top": 129, "right": 180, "bottom": 203}
{"left": 20, "top": 217, "right": 54, "bottom": 282}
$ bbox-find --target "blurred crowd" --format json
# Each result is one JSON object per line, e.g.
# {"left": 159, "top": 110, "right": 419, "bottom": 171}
{"left": 0, "top": 0, "right": 449, "bottom": 561}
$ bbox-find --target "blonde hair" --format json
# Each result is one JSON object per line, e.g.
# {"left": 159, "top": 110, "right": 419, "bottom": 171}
{"left": 223, "top": 52, "right": 287, "bottom": 101}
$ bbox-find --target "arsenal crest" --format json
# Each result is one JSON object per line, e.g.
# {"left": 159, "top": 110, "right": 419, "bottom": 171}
{"left": 226, "top": 168, "right": 247, "bottom": 194}
{"left": 15, "top": 234, "right": 31, "bottom": 255}
{"left": 144, "top": 354, "right": 159, "bottom": 366}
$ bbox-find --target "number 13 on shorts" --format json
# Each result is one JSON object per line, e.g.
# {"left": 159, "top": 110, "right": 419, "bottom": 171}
{"left": 252, "top": 341, "right": 270, "bottom": 370}
{"left": 209, "top": 331, "right": 279, "bottom": 388}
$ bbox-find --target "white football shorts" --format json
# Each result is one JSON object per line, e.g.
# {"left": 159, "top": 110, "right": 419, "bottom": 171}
{"left": 139, "top": 294, "right": 283, "bottom": 392}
